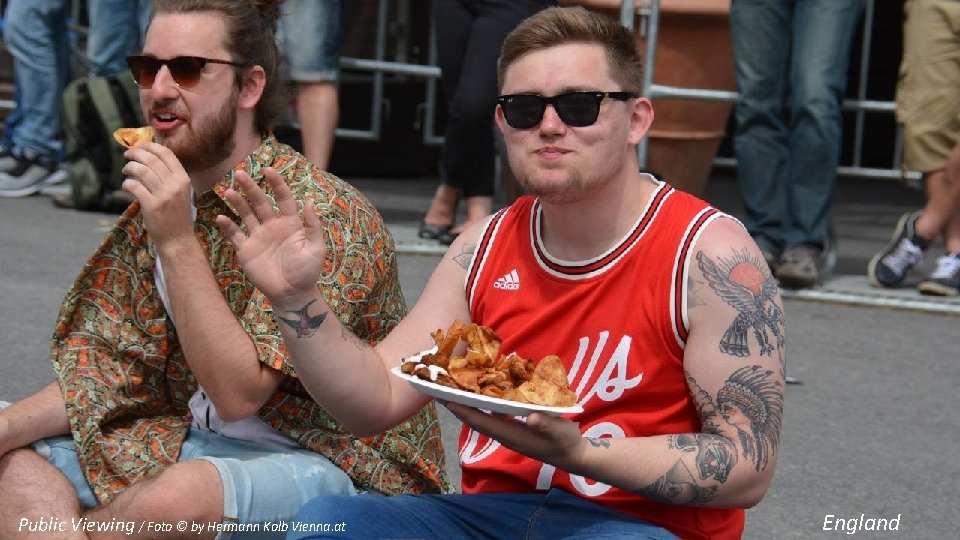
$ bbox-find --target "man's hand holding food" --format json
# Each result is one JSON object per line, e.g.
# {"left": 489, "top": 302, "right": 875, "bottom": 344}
{"left": 120, "top": 139, "right": 197, "bottom": 247}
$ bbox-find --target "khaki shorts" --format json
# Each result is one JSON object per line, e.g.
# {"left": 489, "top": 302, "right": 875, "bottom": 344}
{"left": 896, "top": 0, "right": 960, "bottom": 172}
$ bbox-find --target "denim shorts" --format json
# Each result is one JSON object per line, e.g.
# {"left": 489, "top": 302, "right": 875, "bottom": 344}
{"left": 30, "top": 425, "right": 356, "bottom": 540}
{"left": 278, "top": 0, "right": 343, "bottom": 82}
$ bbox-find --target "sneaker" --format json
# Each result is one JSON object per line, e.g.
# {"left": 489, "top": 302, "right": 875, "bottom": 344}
{"left": 0, "top": 149, "right": 63, "bottom": 198}
{"left": 0, "top": 144, "right": 15, "bottom": 171}
{"left": 867, "top": 211, "right": 928, "bottom": 288}
{"left": 776, "top": 244, "right": 821, "bottom": 288}
{"left": 917, "top": 252, "right": 960, "bottom": 296}
{"left": 38, "top": 165, "right": 71, "bottom": 197}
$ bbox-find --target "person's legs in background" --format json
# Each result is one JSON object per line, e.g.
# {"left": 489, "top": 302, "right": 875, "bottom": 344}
{"left": 915, "top": 152, "right": 960, "bottom": 295}
{"left": 86, "top": 0, "right": 152, "bottom": 77}
{"left": 424, "top": 0, "right": 551, "bottom": 245}
{"left": 0, "top": 80, "right": 23, "bottom": 165}
{"left": 421, "top": 0, "right": 475, "bottom": 242}
{"left": 775, "top": 0, "right": 865, "bottom": 287}
{"left": 279, "top": 0, "right": 342, "bottom": 171}
{"left": 730, "top": 0, "right": 792, "bottom": 270}
{"left": 0, "top": 0, "right": 70, "bottom": 198}
{"left": 869, "top": 0, "right": 960, "bottom": 295}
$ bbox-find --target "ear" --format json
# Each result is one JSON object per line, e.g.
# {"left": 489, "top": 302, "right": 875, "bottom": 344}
{"left": 238, "top": 65, "right": 267, "bottom": 110}
{"left": 494, "top": 104, "right": 507, "bottom": 134}
{"left": 628, "top": 96, "right": 654, "bottom": 146}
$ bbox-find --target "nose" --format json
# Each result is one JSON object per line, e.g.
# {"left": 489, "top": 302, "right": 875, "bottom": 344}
{"left": 149, "top": 64, "right": 180, "bottom": 99}
{"left": 538, "top": 104, "right": 567, "bottom": 135}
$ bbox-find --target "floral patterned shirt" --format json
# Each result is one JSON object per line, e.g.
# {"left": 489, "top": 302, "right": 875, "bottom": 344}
{"left": 50, "top": 136, "right": 452, "bottom": 503}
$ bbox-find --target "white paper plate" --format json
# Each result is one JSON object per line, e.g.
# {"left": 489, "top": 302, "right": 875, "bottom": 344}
{"left": 390, "top": 364, "right": 583, "bottom": 417}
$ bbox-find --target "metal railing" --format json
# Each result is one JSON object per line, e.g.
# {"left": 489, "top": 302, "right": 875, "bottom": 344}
{"left": 334, "top": 0, "right": 911, "bottom": 181}
{"left": 1, "top": 0, "right": 908, "bottom": 182}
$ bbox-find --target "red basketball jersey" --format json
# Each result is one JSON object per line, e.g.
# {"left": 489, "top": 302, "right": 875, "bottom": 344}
{"left": 461, "top": 182, "right": 744, "bottom": 540}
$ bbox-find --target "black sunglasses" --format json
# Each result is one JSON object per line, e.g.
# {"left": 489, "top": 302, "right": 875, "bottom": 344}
{"left": 497, "top": 91, "right": 638, "bottom": 129}
{"left": 126, "top": 55, "right": 246, "bottom": 89}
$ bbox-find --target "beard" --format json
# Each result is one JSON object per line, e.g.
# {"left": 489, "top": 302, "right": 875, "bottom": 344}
{"left": 155, "top": 87, "right": 238, "bottom": 172}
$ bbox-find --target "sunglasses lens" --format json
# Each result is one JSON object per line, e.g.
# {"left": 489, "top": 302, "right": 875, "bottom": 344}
{"left": 127, "top": 56, "right": 160, "bottom": 87}
{"left": 503, "top": 95, "right": 545, "bottom": 129}
{"left": 555, "top": 93, "right": 601, "bottom": 127}
{"left": 126, "top": 56, "right": 207, "bottom": 88}
{"left": 167, "top": 57, "right": 206, "bottom": 88}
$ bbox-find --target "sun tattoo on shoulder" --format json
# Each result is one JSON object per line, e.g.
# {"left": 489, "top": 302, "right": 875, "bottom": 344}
{"left": 696, "top": 249, "right": 785, "bottom": 357}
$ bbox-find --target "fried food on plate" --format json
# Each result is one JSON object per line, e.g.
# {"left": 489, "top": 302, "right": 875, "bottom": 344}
{"left": 113, "top": 126, "right": 154, "bottom": 148}
{"left": 401, "top": 321, "right": 577, "bottom": 407}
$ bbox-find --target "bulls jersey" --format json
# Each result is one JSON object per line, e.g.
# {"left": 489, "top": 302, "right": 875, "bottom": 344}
{"left": 462, "top": 179, "right": 743, "bottom": 540}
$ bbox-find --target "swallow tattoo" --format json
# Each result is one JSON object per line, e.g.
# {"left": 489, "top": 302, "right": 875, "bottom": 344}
{"left": 277, "top": 299, "right": 328, "bottom": 338}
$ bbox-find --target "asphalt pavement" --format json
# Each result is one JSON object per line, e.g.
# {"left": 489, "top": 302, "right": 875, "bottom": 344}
{"left": 1, "top": 171, "right": 957, "bottom": 538}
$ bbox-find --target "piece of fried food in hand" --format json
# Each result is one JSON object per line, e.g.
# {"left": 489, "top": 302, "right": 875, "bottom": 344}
{"left": 113, "top": 126, "right": 154, "bottom": 148}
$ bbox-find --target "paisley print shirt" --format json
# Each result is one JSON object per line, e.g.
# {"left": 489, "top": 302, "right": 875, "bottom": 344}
{"left": 50, "top": 136, "right": 452, "bottom": 503}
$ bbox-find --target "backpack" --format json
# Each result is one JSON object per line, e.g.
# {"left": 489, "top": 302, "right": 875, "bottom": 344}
{"left": 61, "top": 71, "right": 144, "bottom": 210}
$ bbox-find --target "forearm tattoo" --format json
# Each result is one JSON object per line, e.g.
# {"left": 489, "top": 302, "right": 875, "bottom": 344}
{"left": 687, "top": 369, "right": 783, "bottom": 473}
{"left": 586, "top": 437, "right": 610, "bottom": 449}
{"left": 340, "top": 327, "right": 371, "bottom": 351}
{"left": 695, "top": 250, "right": 785, "bottom": 358}
{"left": 635, "top": 459, "right": 719, "bottom": 504}
{"left": 276, "top": 299, "right": 328, "bottom": 338}
{"left": 669, "top": 434, "right": 737, "bottom": 483}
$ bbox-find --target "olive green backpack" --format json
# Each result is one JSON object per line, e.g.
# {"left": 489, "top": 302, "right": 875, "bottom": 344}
{"left": 61, "top": 71, "right": 143, "bottom": 210}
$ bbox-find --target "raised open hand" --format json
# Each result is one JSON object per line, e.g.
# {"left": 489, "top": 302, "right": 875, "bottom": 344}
{"left": 216, "top": 168, "right": 326, "bottom": 305}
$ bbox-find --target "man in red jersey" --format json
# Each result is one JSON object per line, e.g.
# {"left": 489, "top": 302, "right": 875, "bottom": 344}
{"left": 219, "top": 6, "right": 785, "bottom": 539}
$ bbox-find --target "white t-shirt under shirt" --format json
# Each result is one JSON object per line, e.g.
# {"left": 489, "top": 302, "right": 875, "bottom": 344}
{"left": 153, "top": 192, "right": 298, "bottom": 451}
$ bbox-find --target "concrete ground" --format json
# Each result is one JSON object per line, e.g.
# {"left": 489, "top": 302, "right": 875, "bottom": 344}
{"left": 1, "top": 171, "right": 957, "bottom": 538}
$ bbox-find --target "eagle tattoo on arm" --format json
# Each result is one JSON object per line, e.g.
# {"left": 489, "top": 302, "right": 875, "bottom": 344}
{"left": 276, "top": 299, "right": 328, "bottom": 338}
{"left": 696, "top": 250, "right": 784, "bottom": 357}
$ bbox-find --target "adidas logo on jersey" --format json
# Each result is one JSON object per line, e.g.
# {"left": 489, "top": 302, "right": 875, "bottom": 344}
{"left": 494, "top": 269, "right": 521, "bottom": 290}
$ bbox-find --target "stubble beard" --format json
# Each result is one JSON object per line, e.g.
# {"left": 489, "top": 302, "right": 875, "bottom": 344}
{"left": 519, "top": 168, "right": 595, "bottom": 205}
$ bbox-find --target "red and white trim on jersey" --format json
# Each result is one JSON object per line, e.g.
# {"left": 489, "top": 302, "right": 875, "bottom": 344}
{"left": 530, "top": 182, "right": 674, "bottom": 280}
{"left": 466, "top": 207, "right": 510, "bottom": 308}
{"left": 671, "top": 207, "right": 723, "bottom": 347}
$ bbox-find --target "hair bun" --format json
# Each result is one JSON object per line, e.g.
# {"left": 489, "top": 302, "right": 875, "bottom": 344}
{"left": 250, "top": 0, "right": 284, "bottom": 28}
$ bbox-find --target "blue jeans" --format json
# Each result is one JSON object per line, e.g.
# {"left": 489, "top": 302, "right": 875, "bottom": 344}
{"left": 278, "top": 0, "right": 342, "bottom": 82}
{"left": 1, "top": 80, "right": 22, "bottom": 148}
{"left": 86, "top": 0, "right": 151, "bottom": 77}
{"left": 2, "top": 0, "right": 71, "bottom": 157}
{"left": 730, "top": 0, "right": 865, "bottom": 253}
{"left": 287, "top": 488, "right": 679, "bottom": 540}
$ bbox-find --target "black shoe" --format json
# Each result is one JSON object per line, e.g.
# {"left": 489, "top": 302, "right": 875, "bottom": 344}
{"left": 867, "top": 211, "right": 927, "bottom": 288}
{"left": 418, "top": 219, "right": 452, "bottom": 240}
{"left": 438, "top": 229, "right": 459, "bottom": 246}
